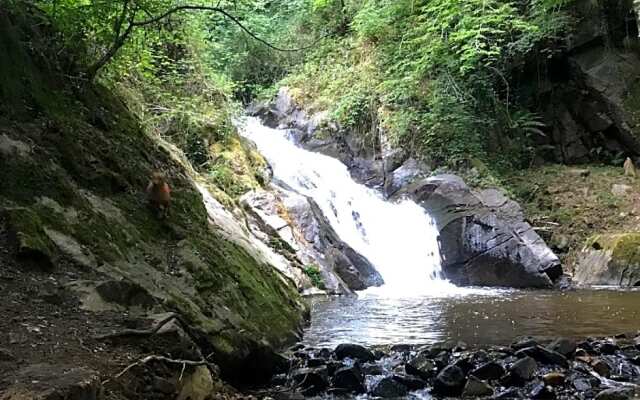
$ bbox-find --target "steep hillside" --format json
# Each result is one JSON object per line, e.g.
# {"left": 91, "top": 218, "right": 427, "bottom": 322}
{"left": 0, "top": 6, "right": 306, "bottom": 398}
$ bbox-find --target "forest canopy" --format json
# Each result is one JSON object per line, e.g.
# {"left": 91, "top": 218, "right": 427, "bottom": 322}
{"left": 31, "top": 0, "right": 577, "bottom": 177}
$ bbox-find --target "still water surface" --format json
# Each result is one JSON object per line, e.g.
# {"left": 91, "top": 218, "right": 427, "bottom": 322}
{"left": 303, "top": 289, "right": 640, "bottom": 347}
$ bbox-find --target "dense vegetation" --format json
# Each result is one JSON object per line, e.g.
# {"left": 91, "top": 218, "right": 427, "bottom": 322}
{"left": 27, "top": 0, "right": 582, "bottom": 189}
{"left": 280, "top": 0, "right": 573, "bottom": 171}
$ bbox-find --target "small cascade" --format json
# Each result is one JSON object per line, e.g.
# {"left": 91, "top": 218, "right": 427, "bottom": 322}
{"left": 239, "top": 117, "right": 458, "bottom": 296}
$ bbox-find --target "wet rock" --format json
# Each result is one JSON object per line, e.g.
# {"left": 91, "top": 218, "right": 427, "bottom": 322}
{"left": 530, "top": 382, "right": 556, "bottom": 400}
{"left": 513, "top": 338, "right": 539, "bottom": 350}
{"left": 592, "top": 359, "right": 611, "bottom": 377}
{"left": 370, "top": 376, "right": 408, "bottom": 398}
{"left": 454, "top": 356, "right": 474, "bottom": 374}
{"left": 542, "top": 372, "right": 565, "bottom": 386}
{"left": 509, "top": 356, "right": 538, "bottom": 383}
{"left": 405, "top": 353, "right": 437, "bottom": 380}
{"left": 325, "top": 361, "right": 343, "bottom": 376}
{"left": 316, "top": 348, "right": 331, "bottom": 359}
{"left": 572, "top": 378, "right": 592, "bottom": 391}
{"left": 471, "top": 361, "right": 505, "bottom": 381}
{"left": 334, "top": 343, "right": 376, "bottom": 362}
{"left": 578, "top": 340, "right": 597, "bottom": 354}
{"left": 332, "top": 365, "right": 365, "bottom": 394}
{"left": 494, "top": 387, "right": 522, "bottom": 399}
{"left": 271, "top": 373, "right": 288, "bottom": 386}
{"left": 384, "top": 158, "right": 428, "bottom": 197}
{"left": 362, "top": 364, "right": 384, "bottom": 375}
{"left": 390, "top": 344, "right": 412, "bottom": 353}
{"left": 594, "top": 388, "right": 635, "bottom": 400}
{"left": 289, "top": 343, "right": 306, "bottom": 352}
{"left": 306, "top": 358, "right": 326, "bottom": 368}
{"left": 290, "top": 366, "right": 329, "bottom": 396}
{"left": 309, "top": 199, "right": 384, "bottom": 291}
{"left": 462, "top": 375, "right": 494, "bottom": 397}
{"left": 372, "top": 349, "right": 386, "bottom": 360}
{"left": 271, "top": 391, "right": 305, "bottom": 400}
{"left": 433, "top": 352, "right": 452, "bottom": 370}
{"left": 433, "top": 365, "right": 467, "bottom": 397}
{"left": 515, "top": 346, "right": 568, "bottom": 367}
{"left": 392, "top": 374, "right": 427, "bottom": 390}
{"left": 398, "top": 175, "right": 561, "bottom": 288}
{"left": 547, "top": 338, "right": 577, "bottom": 357}
{"left": 598, "top": 341, "right": 619, "bottom": 355}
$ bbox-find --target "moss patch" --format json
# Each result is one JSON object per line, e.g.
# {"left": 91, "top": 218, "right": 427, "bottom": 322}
{"left": 588, "top": 233, "right": 640, "bottom": 266}
{"left": 503, "top": 164, "right": 640, "bottom": 272}
{"left": 0, "top": 7, "right": 305, "bottom": 383}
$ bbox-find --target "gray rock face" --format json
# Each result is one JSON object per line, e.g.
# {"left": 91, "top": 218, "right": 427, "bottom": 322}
{"left": 574, "top": 233, "right": 640, "bottom": 287}
{"left": 384, "top": 158, "right": 429, "bottom": 197}
{"left": 535, "top": 1, "right": 640, "bottom": 164}
{"left": 396, "top": 174, "right": 562, "bottom": 288}
{"left": 240, "top": 187, "right": 383, "bottom": 293}
{"left": 309, "top": 199, "right": 384, "bottom": 290}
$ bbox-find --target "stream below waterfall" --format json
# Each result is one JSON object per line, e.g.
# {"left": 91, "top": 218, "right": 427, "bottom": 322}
{"left": 239, "top": 117, "right": 640, "bottom": 348}
{"left": 303, "top": 289, "right": 640, "bottom": 347}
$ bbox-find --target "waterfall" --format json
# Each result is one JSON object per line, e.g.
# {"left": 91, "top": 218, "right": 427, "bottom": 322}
{"left": 239, "top": 117, "right": 457, "bottom": 296}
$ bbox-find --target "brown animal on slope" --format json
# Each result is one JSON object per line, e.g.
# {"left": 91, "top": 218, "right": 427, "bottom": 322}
{"left": 146, "top": 171, "right": 171, "bottom": 218}
{"left": 624, "top": 157, "right": 636, "bottom": 178}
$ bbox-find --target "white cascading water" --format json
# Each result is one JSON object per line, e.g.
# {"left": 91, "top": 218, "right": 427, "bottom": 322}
{"left": 239, "top": 117, "right": 459, "bottom": 296}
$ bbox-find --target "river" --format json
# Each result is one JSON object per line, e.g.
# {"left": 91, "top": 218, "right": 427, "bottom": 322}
{"left": 239, "top": 117, "right": 640, "bottom": 348}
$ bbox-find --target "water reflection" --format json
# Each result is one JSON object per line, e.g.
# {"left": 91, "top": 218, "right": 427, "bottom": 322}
{"left": 303, "top": 289, "right": 640, "bottom": 347}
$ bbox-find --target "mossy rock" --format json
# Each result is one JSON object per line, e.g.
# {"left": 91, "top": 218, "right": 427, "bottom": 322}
{"left": 574, "top": 233, "right": 640, "bottom": 286}
{"left": 2, "top": 207, "right": 57, "bottom": 268}
{"left": 0, "top": 6, "right": 306, "bottom": 386}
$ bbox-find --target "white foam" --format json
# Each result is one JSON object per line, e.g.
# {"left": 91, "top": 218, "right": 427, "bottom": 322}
{"left": 239, "top": 117, "right": 473, "bottom": 297}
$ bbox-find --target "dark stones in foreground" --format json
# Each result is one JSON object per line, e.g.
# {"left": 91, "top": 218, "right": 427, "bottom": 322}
{"left": 432, "top": 365, "right": 466, "bottom": 396}
{"left": 332, "top": 365, "right": 365, "bottom": 393}
{"left": 275, "top": 335, "right": 640, "bottom": 399}
{"left": 371, "top": 376, "right": 408, "bottom": 398}
{"left": 334, "top": 343, "right": 376, "bottom": 362}
{"left": 472, "top": 361, "right": 505, "bottom": 380}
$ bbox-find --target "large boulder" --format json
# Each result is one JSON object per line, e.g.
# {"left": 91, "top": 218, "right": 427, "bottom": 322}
{"left": 396, "top": 175, "right": 562, "bottom": 288}
{"left": 574, "top": 233, "right": 640, "bottom": 286}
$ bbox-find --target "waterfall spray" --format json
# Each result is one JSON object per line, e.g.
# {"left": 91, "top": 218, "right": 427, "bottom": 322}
{"left": 239, "top": 117, "right": 457, "bottom": 296}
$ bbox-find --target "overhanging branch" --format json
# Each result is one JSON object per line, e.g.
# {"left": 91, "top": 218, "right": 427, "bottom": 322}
{"left": 131, "top": 4, "right": 317, "bottom": 52}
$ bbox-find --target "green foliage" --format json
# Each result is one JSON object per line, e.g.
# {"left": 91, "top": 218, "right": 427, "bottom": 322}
{"left": 34, "top": 0, "right": 287, "bottom": 198}
{"left": 304, "top": 264, "right": 325, "bottom": 289}
{"left": 282, "top": 0, "right": 574, "bottom": 169}
{"left": 31, "top": 0, "right": 577, "bottom": 175}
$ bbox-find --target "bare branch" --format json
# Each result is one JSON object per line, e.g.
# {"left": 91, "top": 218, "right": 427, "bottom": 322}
{"left": 102, "top": 355, "right": 215, "bottom": 385}
{"left": 85, "top": 2, "right": 327, "bottom": 80}
{"left": 130, "top": 5, "right": 315, "bottom": 52}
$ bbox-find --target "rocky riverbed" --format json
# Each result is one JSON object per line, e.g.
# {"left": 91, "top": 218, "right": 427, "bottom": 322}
{"left": 260, "top": 334, "right": 640, "bottom": 399}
